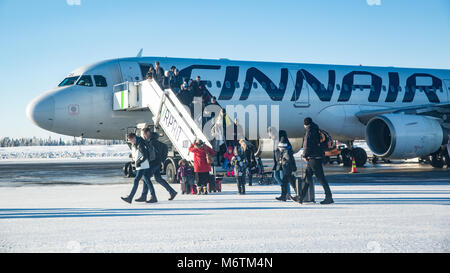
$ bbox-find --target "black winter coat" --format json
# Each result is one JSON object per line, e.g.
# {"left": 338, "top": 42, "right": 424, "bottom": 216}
{"left": 303, "top": 122, "right": 324, "bottom": 158}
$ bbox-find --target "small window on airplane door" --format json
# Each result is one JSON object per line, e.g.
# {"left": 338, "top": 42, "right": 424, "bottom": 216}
{"left": 94, "top": 75, "right": 108, "bottom": 87}
{"left": 216, "top": 81, "right": 222, "bottom": 88}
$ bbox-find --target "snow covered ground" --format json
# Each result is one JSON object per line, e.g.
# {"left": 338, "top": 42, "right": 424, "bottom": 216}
{"left": 0, "top": 182, "right": 448, "bottom": 253}
{"left": 0, "top": 145, "right": 130, "bottom": 163}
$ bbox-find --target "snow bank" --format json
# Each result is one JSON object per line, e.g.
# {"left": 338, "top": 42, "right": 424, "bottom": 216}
{"left": 0, "top": 145, "right": 130, "bottom": 162}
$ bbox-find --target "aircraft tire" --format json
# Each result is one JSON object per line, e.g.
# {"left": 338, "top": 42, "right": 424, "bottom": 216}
{"left": 431, "top": 154, "right": 445, "bottom": 169}
{"left": 354, "top": 147, "right": 367, "bottom": 167}
{"left": 341, "top": 149, "right": 352, "bottom": 167}
{"left": 164, "top": 158, "right": 178, "bottom": 184}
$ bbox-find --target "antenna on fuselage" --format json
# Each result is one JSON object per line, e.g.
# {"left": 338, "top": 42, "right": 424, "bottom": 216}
{"left": 136, "top": 48, "right": 143, "bottom": 58}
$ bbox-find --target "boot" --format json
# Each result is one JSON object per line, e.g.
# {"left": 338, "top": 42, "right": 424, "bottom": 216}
{"left": 203, "top": 187, "right": 208, "bottom": 195}
{"left": 275, "top": 196, "right": 287, "bottom": 202}
{"left": 320, "top": 197, "right": 334, "bottom": 205}
{"left": 169, "top": 191, "right": 178, "bottom": 201}
{"left": 146, "top": 196, "right": 158, "bottom": 203}
{"left": 121, "top": 196, "right": 132, "bottom": 204}
{"left": 242, "top": 186, "right": 246, "bottom": 195}
{"left": 134, "top": 196, "right": 147, "bottom": 202}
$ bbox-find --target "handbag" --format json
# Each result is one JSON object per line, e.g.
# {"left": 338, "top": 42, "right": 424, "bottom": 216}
{"left": 204, "top": 145, "right": 214, "bottom": 165}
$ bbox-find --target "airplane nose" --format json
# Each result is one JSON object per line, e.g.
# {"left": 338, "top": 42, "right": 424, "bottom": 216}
{"left": 26, "top": 94, "right": 55, "bottom": 131}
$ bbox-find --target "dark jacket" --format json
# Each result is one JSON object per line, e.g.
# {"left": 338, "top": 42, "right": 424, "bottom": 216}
{"left": 273, "top": 130, "right": 292, "bottom": 170}
{"left": 303, "top": 122, "right": 324, "bottom": 158}
{"left": 243, "top": 142, "right": 256, "bottom": 168}
{"left": 154, "top": 67, "right": 165, "bottom": 85}
{"left": 148, "top": 137, "right": 168, "bottom": 165}
{"left": 275, "top": 146, "right": 296, "bottom": 174}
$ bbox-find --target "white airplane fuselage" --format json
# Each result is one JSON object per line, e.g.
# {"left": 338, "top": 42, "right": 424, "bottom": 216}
{"left": 27, "top": 57, "right": 450, "bottom": 150}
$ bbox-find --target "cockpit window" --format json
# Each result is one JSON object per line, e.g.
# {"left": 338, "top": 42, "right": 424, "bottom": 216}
{"left": 58, "top": 76, "right": 80, "bottom": 87}
{"left": 94, "top": 75, "right": 108, "bottom": 87}
{"left": 76, "top": 75, "right": 94, "bottom": 87}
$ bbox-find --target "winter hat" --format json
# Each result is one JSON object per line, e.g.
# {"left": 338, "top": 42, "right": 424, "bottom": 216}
{"left": 304, "top": 117, "right": 313, "bottom": 126}
{"left": 278, "top": 141, "right": 288, "bottom": 149}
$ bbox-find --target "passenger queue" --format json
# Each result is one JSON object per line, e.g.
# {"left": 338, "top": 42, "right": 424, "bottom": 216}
{"left": 121, "top": 62, "right": 334, "bottom": 205}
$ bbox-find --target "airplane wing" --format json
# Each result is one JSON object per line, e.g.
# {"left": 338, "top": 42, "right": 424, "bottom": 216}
{"left": 355, "top": 102, "right": 450, "bottom": 125}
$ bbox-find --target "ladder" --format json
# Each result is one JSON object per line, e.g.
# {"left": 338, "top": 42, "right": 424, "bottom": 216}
{"left": 113, "top": 79, "right": 214, "bottom": 162}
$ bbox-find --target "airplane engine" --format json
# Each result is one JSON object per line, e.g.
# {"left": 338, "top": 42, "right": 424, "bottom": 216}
{"left": 366, "top": 114, "right": 448, "bottom": 159}
{"left": 255, "top": 138, "right": 303, "bottom": 158}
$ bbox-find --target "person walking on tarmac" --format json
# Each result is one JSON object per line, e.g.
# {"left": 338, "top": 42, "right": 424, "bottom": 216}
{"left": 275, "top": 138, "right": 297, "bottom": 201}
{"left": 189, "top": 139, "right": 215, "bottom": 195}
{"left": 297, "top": 117, "right": 334, "bottom": 204}
{"left": 121, "top": 133, "right": 157, "bottom": 204}
{"left": 231, "top": 146, "right": 247, "bottom": 194}
{"left": 136, "top": 129, "right": 178, "bottom": 202}
{"left": 239, "top": 139, "right": 257, "bottom": 186}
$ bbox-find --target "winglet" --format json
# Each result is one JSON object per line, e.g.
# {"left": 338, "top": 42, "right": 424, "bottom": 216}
{"left": 136, "top": 48, "right": 143, "bottom": 58}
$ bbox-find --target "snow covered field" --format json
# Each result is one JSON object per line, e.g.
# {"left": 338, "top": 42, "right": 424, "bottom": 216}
{"left": 0, "top": 145, "right": 130, "bottom": 163}
{"left": 0, "top": 182, "right": 448, "bottom": 253}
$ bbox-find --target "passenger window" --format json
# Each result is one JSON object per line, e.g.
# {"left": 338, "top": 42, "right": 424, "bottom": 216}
{"left": 382, "top": 85, "right": 386, "bottom": 92}
{"left": 77, "top": 75, "right": 93, "bottom": 87}
{"left": 279, "top": 83, "right": 285, "bottom": 90}
{"left": 244, "top": 82, "right": 250, "bottom": 89}
{"left": 206, "top": 81, "right": 212, "bottom": 88}
{"left": 336, "top": 84, "right": 341, "bottom": 91}
{"left": 94, "top": 75, "right": 107, "bottom": 87}
{"left": 328, "top": 83, "right": 334, "bottom": 90}
{"left": 398, "top": 86, "right": 402, "bottom": 92}
{"left": 225, "top": 81, "right": 231, "bottom": 89}
{"left": 343, "top": 84, "right": 349, "bottom": 91}
{"left": 261, "top": 82, "right": 267, "bottom": 89}
{"left": 270, "top": 83, "right": 276, "bottom": 90}
{"left": 253, "top": 82, "right": 258, "bottom": 89}
{"left": 216, "top": 81, "right": 222, "bottom": 88}
{"left": 235, "top": 82, "right": 240, "bottom": 88}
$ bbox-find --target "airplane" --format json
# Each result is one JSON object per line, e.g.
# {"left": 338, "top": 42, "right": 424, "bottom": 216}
{"left": 27, "top": 56, "right": 450, "bottom": 183}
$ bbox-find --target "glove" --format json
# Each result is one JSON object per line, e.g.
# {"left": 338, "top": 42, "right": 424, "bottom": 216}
{"left": 136, "top": 160, "right": 142, "bottom": 168}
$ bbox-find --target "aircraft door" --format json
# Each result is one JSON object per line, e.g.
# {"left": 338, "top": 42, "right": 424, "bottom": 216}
{"left": 291, "top": 70, "right": 310, "bottom": 108}
{"left": 444, "top": 80, "right": 450, "bottom": 101}
{"left": 119, "top": 61, "right": 142, "bottom": 83}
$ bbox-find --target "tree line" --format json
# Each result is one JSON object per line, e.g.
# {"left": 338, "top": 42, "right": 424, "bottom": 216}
{"left": 0, "top": 137, "right": 124, "bottom": 147}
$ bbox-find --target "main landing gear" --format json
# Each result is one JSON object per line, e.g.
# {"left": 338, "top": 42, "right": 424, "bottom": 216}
{"left": 341, "top": 141, "right": 367, "bottom": 168}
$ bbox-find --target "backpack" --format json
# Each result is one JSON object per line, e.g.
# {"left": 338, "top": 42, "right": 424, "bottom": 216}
{"left": 153, "top": 140, "right": 168, "bottom": 163}
{"left": 318, "top": 129, "right": 333, "bottom": 151}
{"left": 144, "top": 140, "right": 156, "bottom": 162}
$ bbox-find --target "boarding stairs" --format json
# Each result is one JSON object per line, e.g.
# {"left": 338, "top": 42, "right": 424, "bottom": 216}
{"left": 112, "top": 79, "right": 214, "bottom": 163}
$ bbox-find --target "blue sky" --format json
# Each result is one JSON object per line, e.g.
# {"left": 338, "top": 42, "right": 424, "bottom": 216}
{"left": 0, "top": 0, "right": 449, "bottom": 139}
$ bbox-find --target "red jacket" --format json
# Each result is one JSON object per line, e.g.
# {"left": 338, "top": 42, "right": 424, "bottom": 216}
{"left": 223, "top": 146, "right": 234, "bottom": 162}
{"left": 189, "top": 144, "right": 215, "bottom": 173}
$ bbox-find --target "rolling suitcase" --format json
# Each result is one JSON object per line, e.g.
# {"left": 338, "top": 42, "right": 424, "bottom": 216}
{"left": 207, "top": 174, "right": 217, "bottom": 193}
{"left": 296, "top": 155, "right": 315, "bottom": 203}
{"left": 215, "top": 179, "right": 222, "bottom": 192}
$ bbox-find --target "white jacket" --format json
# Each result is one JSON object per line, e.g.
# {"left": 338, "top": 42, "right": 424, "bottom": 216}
{"left": 132, "top": 144, "right": 149, "bottom": 170}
